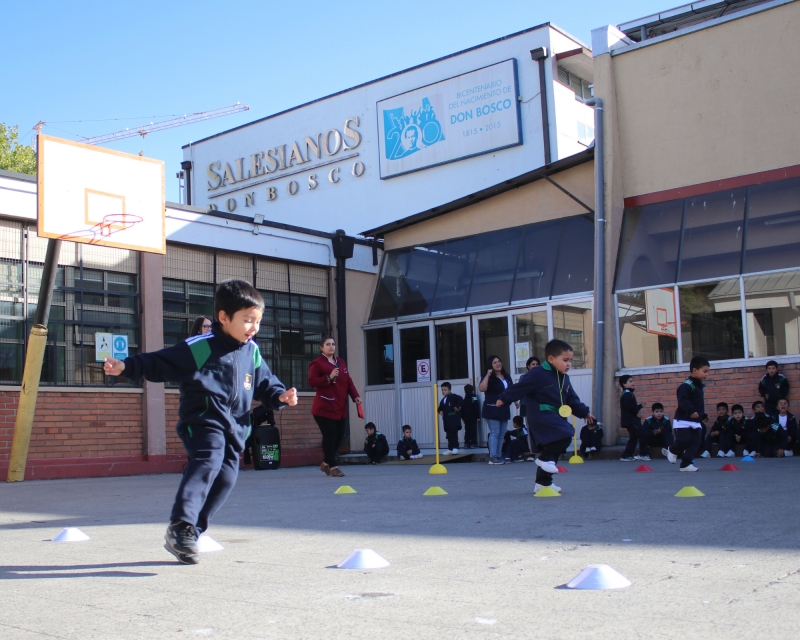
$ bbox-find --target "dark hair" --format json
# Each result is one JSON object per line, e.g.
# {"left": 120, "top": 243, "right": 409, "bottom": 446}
{"left": 512, "top": 415, "right": 524, "bottom": 426}
{"left": 464, "top": 384, "right": 474, "bottom": 395}
{"left": 716, "top": 402, "right": 729, "bottom": 410}
{"left": 189, "top": 316, "right": 211, "bottom": 337}
{"left": 766, "top": 360, "right": 778, "bottom": 368}
{"left": 486, "top": 355, "right": 509, "bottom": 380}
{"left": 320, "top": 335, "right": 336, "bottom": 348}
{"left": 689, "top": 355, "right": 710, "bottom": 372}
{"left": 365, "top": 422, "right": 376, "bottom": 431}
{"left": 619, "top": 374, "right": 633, "bottom": 388}
{"left": 752, "top": 400, "right": 764, "bottom": 410}
{"left": 731, "top": 404, "right": 744, "bottom": 413}
{"left": 526, "top": 356, "right": 540, "bottom": 368}
{"left": 779, "top": 398, "right": 790, "bottom": 405}
{"left": 755, "top": 413, "right": 771, "bottom": 430}
{"left": 402, "top": 424, "right": 412, "bottom": 432}
{"left": 441, "top": 381, "right": 451, "bottom": 390}
{"left": 544, "top": 339, "right": 572, "bottom": 359}
{"left": 214, "top": 279, "right": 264, "bottom": 321}
{"left": 652, "top": 402, "right": 664, "bottom": 411}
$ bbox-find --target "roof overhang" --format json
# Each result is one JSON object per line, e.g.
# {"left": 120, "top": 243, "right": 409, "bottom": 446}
{"left": 555, "top": 47, "right": 594, "bottom": 81}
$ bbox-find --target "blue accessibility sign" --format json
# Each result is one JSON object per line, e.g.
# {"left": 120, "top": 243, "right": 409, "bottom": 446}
{"left": 112, "top": 334, "right": 129, "bottom": 360}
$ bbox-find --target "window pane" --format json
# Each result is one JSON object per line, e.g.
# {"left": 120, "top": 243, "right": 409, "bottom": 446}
{"left": 513, "top": 311, "right": 548, "bottom": 374}
{"left": 107, "top": 272, "right": 136, "bottom": 293}
{"left": 467, "top": 228, "right": 520, "bottom": 309}
{"left": 552, "top": 216, "right": 594, "bottom": 296}
{"left": 301, "top": 296, "right": 326, "bottom": 312}
{"left": 512, "top": 220, "right": 560, "bottom": 303}
{"left": 436, "top": 322, "right": 469, "bottom": 380}
{"left": 744, "top": 270, "right": 800, "bottom": 357}
{"left": 552, "top": 301, "right": 593, "bottom": 369}
{"left": 0, "top": 342, "right": 23, "bottom": 383}
{"left": 400, "top": 326, "right": 430, "bottom": 383}
{"left": 365, "top": 327, "right": 395, "bottom": 386}
{"left": 744, "top": 177, "right": 800, "bottom": 274}
{"left": 371, "top": 251, "right": 410, "bottom": 321}
{"left": 679, "top": 188, "right": 745, "bottom": 282}
{"left": 616, "top": 200, "right": 683, "bottom": 290}
{"left": 431, "top": 236, "right": 479, "bottom": 314}
{"left": 163, "top": 279, "right": 184, "bottom": 297}
{"left": 617, "top": 289, "right": 678, "bottom": 367}
{"left": 397, "top": 244, "right": 444, "bottom": 318}
{"left": 679, "top": 279, "right": 744, "bottom": 361}
{"left": 76, "top": 269, "right": 104, "bottom": 290}
{"left": 477, "top": 317, "right": 509, "bottom": 377}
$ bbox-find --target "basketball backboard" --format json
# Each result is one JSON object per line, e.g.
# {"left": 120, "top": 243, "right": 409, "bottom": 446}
{"left": 645, "top": 287, "right": 677, "bottom": 337}
{"left": 37, "top": 134, "right": 165, "bottom": 254}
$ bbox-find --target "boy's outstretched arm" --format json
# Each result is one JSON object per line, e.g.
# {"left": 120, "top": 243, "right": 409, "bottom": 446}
{"left": 252, "top": 349, "right": 297, "bottom": 408}
{"left": 104, "top": 342, "right": 197, "bottom": 384}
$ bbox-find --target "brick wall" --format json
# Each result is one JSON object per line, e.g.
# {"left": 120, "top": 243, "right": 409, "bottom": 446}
{"left": 0, "top": 390, "right": 143, "bottom": 461}
{"left": 165, "top": 392, "right": 182, "bottom": 455}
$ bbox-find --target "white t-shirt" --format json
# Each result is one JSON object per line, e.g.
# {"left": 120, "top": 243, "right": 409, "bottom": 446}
{"left": 779, "top": 414, "right": 788, "bottom": 428}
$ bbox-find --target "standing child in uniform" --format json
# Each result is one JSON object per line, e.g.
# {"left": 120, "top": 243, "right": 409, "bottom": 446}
{"left": 438, "top": 382, "right": 462, "bottom": 455}
{"left": 776, "top": 399, "right": 797, "bottom": 456}
{"left": 759, "top": 360, "right": 789, "bottom": 418}
{"left": 619, "top": 375, "right": 648, "bottom": 461}
{"left": 664, "top": 356, "right": 709, "bottom": 472}
{"left": 103, "top": 280, "right": 297, "bottom": 564}
{"left": 460, "top": 384, "right": 480, "bottom": 449}
{"left": 496, "top": 339, "right": 595, "bottom": 494}
{"left": 396, "top": 425, "right": 423, "bottom": 460}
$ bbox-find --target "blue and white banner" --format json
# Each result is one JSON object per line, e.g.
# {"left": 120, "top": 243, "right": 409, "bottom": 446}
{"left": 377, "top": 59, "right": 521, "bottom": 179}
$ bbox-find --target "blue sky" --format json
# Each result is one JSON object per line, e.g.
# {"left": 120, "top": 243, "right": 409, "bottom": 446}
{"left": 2, "top": 0, "right": 669, "bottom": 202}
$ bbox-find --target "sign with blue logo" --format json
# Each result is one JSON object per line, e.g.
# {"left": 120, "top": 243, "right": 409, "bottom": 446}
{"left": 377, "top": 59, "right": 521, "bottom": 179}
{"left": 95, "top": 333, "right": 129, "bottom": 362}
{"left": 113, "top": 335, "right": 129, "bottom": 360}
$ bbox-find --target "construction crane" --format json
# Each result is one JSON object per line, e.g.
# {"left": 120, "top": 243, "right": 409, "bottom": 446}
{"left": 63, "top": 103, "right": 250, "bottom": 146}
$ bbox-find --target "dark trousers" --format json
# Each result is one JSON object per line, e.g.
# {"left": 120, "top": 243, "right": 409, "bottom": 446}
{"left": 758, "top": 444, "right": 782, "bottom": 457}
{"left": 314, "top": 415, "right": 346, "bottom": 468}
{"left": 536, "top": 437, "right": 571, "bottom": 487}
{"left": 445, "top": 428, "right": 460, "bottom": 450}
{"left": 170, "top": 425, "right": 239, "bottom": 534}
{"left": 707, "top": 431, "right": 736, "bottom": 453}
{"left": 502, "top": 438, "right": 527, "bottom": 460}
{"left": 579, "top": 430, "right": 603, "bottom": 454}
{"left": 364, "top": 444, "right": 383, "bottom": 462}
{"left": 670, "top": 428, "right": 702, "bottom": 468}
{"left": 463, "top": 419, "right": 478, "bottom": 447}
{"left": 649, "top": 430, "right": 674, "bottom": 448}
{"left": 621, "top": 424, "right": 643, "bottom": 457}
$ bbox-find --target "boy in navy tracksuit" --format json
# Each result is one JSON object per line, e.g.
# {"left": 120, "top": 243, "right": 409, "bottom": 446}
{"left": 364, "top": 422, "right": 390, "bottom": 463}
{"left": 776, "top": 399, "right": 797, "bottom": 456}
{"left": 579, "top": 422, "right": 604, "bottom": 459}
{"left": 460, "top": 384, "right": 480, "bottom": 449}
{"left": 104, "top": 280, "right": 297, "bottom": 564}
{"left": 744, "top": 401, "right": 766, "bottom": 454}
{"left": 729, "top": 404, "right": 748, "bottom": 455}
{"left": 497, "top": 339, "right": 595, "bottom": 494}
{"left": 665, "top": 356, "right": 710, "bottom": 471}
{"left": 502, "top": 415, "right": 531, "bottom": 462}
{"left": 397, "top": 425, "right": 423, "bottom": 460}
{"left": 753, "top": 413, "right": 788, "bottom": 458}
{"left": 643, "top": 402, "right": 673, "bottom": 452}
{"left": 701, "top": 402, "right": 735, "bottom": 458}
{"left": 758, "top": 360, "right": 789, "bottom": 418}
{"left": 619, "top": 375, "right": 648, "bottom": 461}
{"left": 438, "top": 382, "right": 462, "bottom": 454}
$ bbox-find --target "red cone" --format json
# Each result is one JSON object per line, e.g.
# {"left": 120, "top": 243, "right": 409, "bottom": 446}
{"left": 557, "top": 465, "right": 568, "bottom": 473}
{"left": 634, "top": 465, "right": 653, "bottom": 472}
{"left": 720, "top": 464, "right": 739, "bottom": 471}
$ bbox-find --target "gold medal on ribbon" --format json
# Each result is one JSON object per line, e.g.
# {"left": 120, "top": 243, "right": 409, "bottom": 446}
{"left": 558, "top": 405, "right": 572, "bottom": 418}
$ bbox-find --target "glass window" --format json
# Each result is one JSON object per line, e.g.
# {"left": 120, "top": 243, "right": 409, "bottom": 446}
{"left": 679, "top": 279, "right": 744, "bottom": 362}
{"left": 436, "top": 322, "right": 469, "bottom": 380}
{"left": 744, "top": 177, "right": 800, "bottom": 274}
{"left": 552, "top": 216, "right": 594, "bottom": 296}
{"left": 617, "top": 289, "right": 678, "bottom": 367}
{"left": 513, "top": 311, "right": 548, "bottom": 374}
{"left": 511, "top": 221, "right": 560, "bottom": 303}
{"left": 397, "top": 244, "right": 444, "bottom": 317}
{"left": 467, "top": 228, "right": 520, "bottom": 309}
{"left": 552, "top": 301, "right": 593, "bottom": 369}
{"left": 400, "top": 326, "right": 430, "bottom": 383}
{"left": 616, "top": 199, "right": 683, "bottom": 290}
{"left": 431, "top": 236, "right": 479, "bottom": 314}
{"left": 365, "top": 327, "right": 395, "bottom": 386}
{"left": 679, "top": 188, "right": 745, "bottom": 282}
{"left": 477, "top": 317, "right": 509, "bottom": 377}
{"left": 744, "top": 270, "right": 800, "bottom": 357}
{"left": 371, "top": 250, "right": 410, "bottom": 321}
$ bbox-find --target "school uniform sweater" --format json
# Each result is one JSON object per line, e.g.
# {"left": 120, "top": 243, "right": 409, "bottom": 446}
{"left": 460, "top": 392, "right": 481, "bottom": 423}
{"left": 674, "top": 376, "right": 707, "bottom": 425}
{"left": 396, "top": 437, "right": 421, "bottom": 458}
{"left": 438, "top": 394, "right": 463, "bottom": 430}
{"left": 758, "top": 372, "right": 789, "bottom": 410}
{"left": 620, "top": 389, "right": 642, "bottom": 428}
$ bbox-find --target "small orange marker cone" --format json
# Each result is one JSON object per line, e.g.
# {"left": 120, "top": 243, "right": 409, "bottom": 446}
{"left": 720, "top": 464, "right": 739, "bottom": 471}
{"left": 634, "top": 465, "right": 652, "bottom": 472}
{"left": 557, "top": 465, "right": 568, "bottom": 473}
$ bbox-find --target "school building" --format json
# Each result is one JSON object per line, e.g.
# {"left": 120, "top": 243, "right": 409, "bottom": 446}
{"left": 1, "top": 0, "right": 799, "bottom": 479}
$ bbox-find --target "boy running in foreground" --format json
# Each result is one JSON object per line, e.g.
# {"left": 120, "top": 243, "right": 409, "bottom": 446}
{"left": 496, "top": 339, "right": 595, "bottom": 494}
{"left": 104, "top": 280, "right": 297, "bottom": 564}
{"left": 665, "top": 356, "right": 709, "bottom": 472}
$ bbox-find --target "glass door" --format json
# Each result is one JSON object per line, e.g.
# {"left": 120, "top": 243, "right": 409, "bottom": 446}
{"left": 398, "top": 322, "right": 436, "bottom": 447}
{"left": 434, "top": 319, "right": 472, "bottom": 450}
{"left": 471, "top": 313, "right": 512, "bottom": 448}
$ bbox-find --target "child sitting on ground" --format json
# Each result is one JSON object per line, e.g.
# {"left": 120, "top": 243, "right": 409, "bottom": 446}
{"left": 438, "top": 382, "right": 462, "bottom": 455}
{"left": 502, "top": 415, "right": 531, "bottom": 462}
{"left": 759, "top": 360, "right": 790, "bottom": 418}
{"left": 642, "top": 403, "right": 672, "bottom": 456}
{"left": 579, "top": 421, "right": 604, "bottom": 459}
{"left": 744, "top": 401, "right": 767, "bottom": 455}
{"left": 396, "top": 425, "right": 423, "bottom": 460}
{"left": 665, "top": 356, "right": 710, "bottom": 472}
{"left": 730, "top": 404, "right": 748, "bottom": 455}
{"left": 753, "top": 413, "right": 787, "bottom": 458}
{"left": 363, "top": 422, "right": 389, "bottom": 464}
{"left": 702, "top": 402, "right": 736, "bottom": 458}
{"left": 776, "top": 399, "right": 797, "bottom": 457}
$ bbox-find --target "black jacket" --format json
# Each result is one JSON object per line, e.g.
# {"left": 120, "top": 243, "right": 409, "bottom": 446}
{"left": 397, "top": 437, "right": 420, "bottom": 458}
{"left": 439, "top": 394, "right": 463, "bottom": 430}
{"left": 674, "top": 376, "right": 707, "bottom": 423}
{"left": 460, "top": 392, "right": 481, "bottom": 423}
{"left": 620, "top": 389, "right": 642, "bottom": 428}
{"left": 756, "top": 424, "right": 788, "bottom": 451}
{"left": 778, "top": 412, "right": 797, "bottom": 440}
{"left": 731, "top": 417, "right": 748, "bottom": 438}
{"left": 759, "top": 373, "right": 789, "bottom": 408}
{"left": 482, "top": 374, "right": 513, "bottom": 421}
{"left": 122, "top": 323, "right": 287, "bottom": 451}
{"left": 710, "top": 416, "right": 733, "bottom": 436}
{"left": 580, "top": 425, "right": 604, "bottom": 446}
{"left": 643, "top": 416, "right": 671, "bottom": 434}
{"left": 365, "top": 432, "right": 390, "bottom": 457}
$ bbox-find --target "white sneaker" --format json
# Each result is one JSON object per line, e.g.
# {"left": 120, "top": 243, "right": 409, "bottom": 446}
{"left": 742, "top": 450, "right": 751, "bottom": 457}
{"left": 451, "top": 448, "right": 459, "bottom": 454}
{"left": 534, "top": 483, "right": 561, "bottom": 494}
{"left": 701, "top": 451, "right": 711, "bottom": 458}
{"left": 725, "top": 450, "right": 735, "bottom": 458}
{"left": 716, "top": 450, "right": 725, "bottom": 458}
{"left": 665, "top": 448, "right": 677, "bottom": 464}
{"left": 535, "top": 458, "right": 559, "bottom": 474}
{"left": 785, "top": 450, "right": 794, "bottom": 457}
{"left": 680, "top": 464, "right": 699, "bottom": 472}
{"left": 442, "top": 450, "right": 453, "bottom": 456}
{"left": 410, "top": 453, "right": 424, "bottom": 459}
{"left": 633, "top": 455, "right": 644, "bottom": 460}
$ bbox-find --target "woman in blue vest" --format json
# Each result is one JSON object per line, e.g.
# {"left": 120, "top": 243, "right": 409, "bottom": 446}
{"left": 479, "top": 355, "right": 513, "bottom": 465}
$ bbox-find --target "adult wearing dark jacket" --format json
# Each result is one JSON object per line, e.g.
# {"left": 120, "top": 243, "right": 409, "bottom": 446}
{"left": 308, "top": 336, "right": 362, "bottom": 478}
{"left": 479, "top": 355, "right": 514, "bottom": 465}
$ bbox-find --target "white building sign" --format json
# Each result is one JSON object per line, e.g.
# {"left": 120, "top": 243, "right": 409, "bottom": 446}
{"left": 377, "top": 60, "right": 521, "bottom": 179}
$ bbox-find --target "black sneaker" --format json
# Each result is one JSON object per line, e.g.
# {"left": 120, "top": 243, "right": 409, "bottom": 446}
{"left": 164, "top": 521, "right": 199, "bottom": 564}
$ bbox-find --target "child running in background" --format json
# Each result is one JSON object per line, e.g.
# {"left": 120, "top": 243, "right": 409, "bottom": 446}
{"left": 496, "top": 339, "right": 595, "bottom": 494}
{"left": 759, "top": 360, "right": 790, "bottom": 418}
{"left": 103, "top": 280, "right": 297, "bottom": 564}
{"left": 363, "top": 422, "right": 389, "bottom": 464}
{"left": 460, "top": 384, "right": 480, "bottom": 449}
{"left": 642, "top": 403, "right": 672, "bottom": 455}
{"left": 502, "top": 415, "right": 531, "bottom": 462}
{"left": 396, "top": 425, "right": 423, "bottom": 460}
{"left": 619, "top": 375, "right": 648, "bottom": 461}
{"left": 665, "top": 356, "right": 709, "bottom": 472}
{"left": 702, "top": 402, "right": 735, "bottom": 458}
{"left": 579, "top": 421, "right": 604, "bottom": 459}
{"left": 438, "top": 382, "right": 462, "bottom": 455}
{"left": 776, "top": 399, "right": 797, "bottom": 457}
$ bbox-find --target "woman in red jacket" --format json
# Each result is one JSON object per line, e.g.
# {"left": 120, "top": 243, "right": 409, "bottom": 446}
{"left": 308, "top": 335, "right": 362, "bottom": 478}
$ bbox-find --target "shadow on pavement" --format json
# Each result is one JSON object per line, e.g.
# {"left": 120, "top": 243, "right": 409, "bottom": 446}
{"left": 0, "top": 561, "right": 174, "bottom": 579}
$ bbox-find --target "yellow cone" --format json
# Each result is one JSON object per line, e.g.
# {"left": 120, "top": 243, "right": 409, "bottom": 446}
{"left": 534, "top": 486, "right": 561, "bottom": 498}
{"left": 334, "top": 485, "right": 357, "bottom": 494}
{"left": 568, "top": 454, "right": 584, "bottom": 464}
{"left": 423, "top": 486, "right": 448, "bottom": 496}
{"left": 429, "top": 463, "right": 448, "bottom": 475}
{"left": 674, "top": 486, "right": 705, "bottom": 497}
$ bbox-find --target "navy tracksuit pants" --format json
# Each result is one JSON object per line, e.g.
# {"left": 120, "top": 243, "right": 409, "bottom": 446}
{"left": 670, "top": 427, "right": 702, "bottom": 469}
{"left": 170, "top": 425, "right": 240, "bottom": 534}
